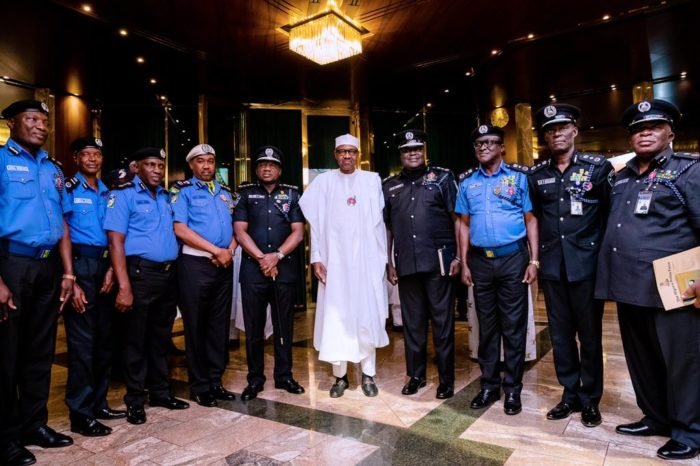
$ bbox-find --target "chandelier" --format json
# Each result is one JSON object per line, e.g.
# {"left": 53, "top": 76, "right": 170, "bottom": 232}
{"left": 280, "top": 7, "right": 370, "bottom": 65}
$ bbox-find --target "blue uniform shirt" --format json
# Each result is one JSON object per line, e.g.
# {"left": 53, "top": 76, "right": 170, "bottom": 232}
{"left": 0, "top": 137, "right": 68, "bottom": 247}
{"left": 170, "top": 177, "right": 236, "bottom": 248}
{"left": 103, "top": 175, "right": 178, "bottom": 262}
{"left": 64, "top": 172, "right": 109, "bottom": 247}
{"left": 455, "top": 162, "right": 532, "bottom": 248}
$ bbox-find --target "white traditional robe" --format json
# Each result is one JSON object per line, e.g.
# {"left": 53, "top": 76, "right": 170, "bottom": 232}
{"left": 299, "top": 169, "right": 389, "bottom": 364}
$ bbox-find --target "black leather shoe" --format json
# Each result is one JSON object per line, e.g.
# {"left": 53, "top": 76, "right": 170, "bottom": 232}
{"left": 616, "top": 421, "right": 670, "bottom": 437}
{"left": 330, "top": 376, "right": 349, "bottom": 398}
{"left": 95, "top": 407, "right": 127, "bottom": 420}
{"left": 241, "top": 384, "right": 264, "bottom": 401}
{"left": 192, "top": 392, "right": 218, "bottom": 407}
{"left": 126, "top": 405, "right": 146, "bottom": 425}
{"left": 1, "top": 440, "right": 36, "bottom": 466}
{"left": 581, "top": 405, "right": 602, "bottom": 427}
{"left": 546, "top": 401, "right": 580, "bottom": 420}
{"left": 70, "top": 417, "right": 112, "bottom": 437}
{"left": 436, "top": 384, "right": 454, "bottom": 399}
{"left": 21, "top": 426, "right": 73, "bottom": 449}
{"left": 470, "top": 389, "right": 500, "bottom": 409}
{"left": 401, "top": 377, "right": 426, "bottom": 395}
{"left": 361, "top": 373, "right": 378, "bottom": 397}
{"left": 149, "top": 396, "right": 190, "bottom": 410}
{"left": 657, "top": 439, "right": 700, "bottom": 460}
{"left": 503, "top": 393, "right": 522, "bottom": 415}
{"left": 275, "top": 379, "right": 305, "bottom": 395}
{"left": 211, "top": 385, "right": 236, "bottom": 400}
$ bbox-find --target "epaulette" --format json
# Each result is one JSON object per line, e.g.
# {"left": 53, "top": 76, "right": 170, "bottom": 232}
{"left": 528, "top": 160, "right": 548, "bottom": 174}
{"left": 6, "top": 145, "right": 20, "bottom": 155}
{"left": 279, "top": 183, "right": 300, "bottom": 192}
{"left": 429, "top": 166, "right": 451, "bottom": 172}
{"left": 507, "top": 163, "right": 530, "bottom": 174}
{"left": 169, "top": 180, "right": 193, "bottom": 192}
{"left": 47, "top": 156, "right": 63, "bottom": 168}
{"left": 382, "top": 173, "right": 398, "bottom": 184}
{"left": 578, "top": 153, "right": 607, "bottom": 166}
{"left": 237, "top": 182, "right": 256, "bottom": 190}
{"left": 458, "top": 168, "right": 476, "bottom": 181}
{"left": 112, "top": 181, "right": 134, "bottom": 190}
{"left": 674, "top": 152, "right": 700, "bottom": 160}
{"left": 65, "top": 176, "right": 80, "bottom": 192}
{"left": 220, "top": 184, "right": 232, "bottom": 192}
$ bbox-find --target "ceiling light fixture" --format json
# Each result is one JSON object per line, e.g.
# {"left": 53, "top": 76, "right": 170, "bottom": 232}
{"left": 150, "top": 78, "right": 157, "bottom": 84}
{"left": 81, "top": 4, "right": 92, "bottom": 13}
{"left": 610, "top": 84, "right": 617, "bottom": 90}
{"left": 680, "top": 71, "right": 687, "bottom": 78}
{"left": 118, "top": 28, "right": 128, "bottom": 37}
{"left": 136, "top": 56, "right": 145, "bottom": 64}
{"left": 527, "top": 33, "right": 535, "bottom": 39}
{"left": 279, "top": 4, "right": 371, "bottom": 65}
{"left": 602, "top": 14, "right": 611, "bottom": 20}
{"left": 491, "top": 49, "right": 499, "bottom": 56}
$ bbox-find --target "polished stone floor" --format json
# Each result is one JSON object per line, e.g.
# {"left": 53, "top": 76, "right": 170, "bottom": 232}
{"left": 35, "top": 296, "right": 700, "bottom": 465}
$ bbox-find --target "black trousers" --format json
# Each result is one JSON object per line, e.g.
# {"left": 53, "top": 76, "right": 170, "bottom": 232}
{"left": 64, "top": 255, "right": 114, "bottom": 419}
{"left": 469, "top": 249, "right": 528, "bottom": 395}
{"left": 241, "top": 280, "right": 295, "bottom": 386}
{"left": 0, "top": 254, "right": 60, "bottom": 442}
{"left": 617, "top": 303, "right": 700, "bottom": 448}
{"left": 178, "top": 254, "right": 232, "bottom": 395}
{"left": 123, "top": 261, "right": 177, "bottom": 406}
{"left": 540, "top": 278, "right": 604, "bottom": 407}
{"left": 398, "top": 272, "right": 455, "bottom": 385}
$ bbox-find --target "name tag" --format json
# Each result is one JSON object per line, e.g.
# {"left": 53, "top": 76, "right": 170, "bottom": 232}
{"left": 388, "top": 184, "right": 404, "bottom": 192}
{"left": 248, "top": 194, "right": 265, "bottom": 199}
{"left": 468, "top": 182, "right": 482, "bottom": 189}
{"left": 537, "top": 178, "right": 556, "bottom": 185}
{"left": 6, "top": 165, "right": 29, "bottom": 172}
{"left": 136, "top": 200, "right": 150, "bottom": 205}
{"left": 74, "top": 197, "right": 93, "bottom": 204}
{"left": 614, "top": 178, "right": 630, "bottom": 186}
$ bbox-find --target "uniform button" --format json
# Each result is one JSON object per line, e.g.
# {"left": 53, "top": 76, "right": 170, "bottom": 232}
{"left": 410, "top": 215, "right": 414, "bottom": 219}
{"left": 617, "top": 223, "right": 621, "bottom": 228}
{"left": 268, "top": 210, "right": 271, "bottom": 213}
{"left": 411, "top": 181, "right": 415, "bottom": 185}
{"left": 635, "top": 180, "right": 640, "bottom": 183}
{"left": 560, "top": 198, "right": 564, "bottom": 202}
{"left": 268, "top": 244, "right": 272, "bottom": 247}
{"left": 559, "top": 217, "right": 564, "bottom": 222}
{"left": 412, "top": 235, "right": 416, "bottom": 238}
{"left": 268, "top": 227, "right": 272, "bottom": 230}
{"left": 613, "top": 247, "right": 617, "bottom": 252}
{"left": 411, "top": 197, "right": 415, "bottom": 201}
{"left": 626, "top": 201, "right": 631, "bottom": 204}
{"left": 561, "top": 235, "right": 565, "bottom": 239}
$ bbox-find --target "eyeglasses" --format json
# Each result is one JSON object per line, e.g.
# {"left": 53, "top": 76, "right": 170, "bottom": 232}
{"left": 472, "top": 140, "right": 503, "bottom": 149}
{"left": 335, "top": 149, "right": 359, "bottom": 156}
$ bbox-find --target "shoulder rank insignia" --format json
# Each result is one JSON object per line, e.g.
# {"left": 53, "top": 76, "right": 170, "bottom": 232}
{"left": 382, "top": 173, "right": 398, "bottom": 184}
{"left": 220, "top": 184, "right": 232, "bottom": 192}
{"left": 7, "top": 145, "right": 20, "bottom": 155}
{"left": 507, "top": 163, "right": 530, "bottom": 174}
{"left": 458, "top": 168, "right": 476, "bottom": 181}
{"left": 65, "top": 176, "right": 80, "bottom": 192}
{"left": 528, "top": 160, "right": 548, "bottom": 174}
{"left": 430, "top": 166, "right": 450, "bottom": 172}
{"left": 113, "top": 181, "right": 135, "bottom": 190}
{"left": 47, "top": 156, "right": 63, "bottom": 168}
{"left": 237, "top": 182, "right": 256, "bottom": 190}
{"left": 279, "top": 183, "right": 300, "bottom": 192}
{"left": 169, "top": 180, "right": 192, "bottom": 193}
{"left": 578, "top": 153, "right": 607, "bottom": 166}
{"left": 674, "top": 152, "right": 700, "bottom": 160}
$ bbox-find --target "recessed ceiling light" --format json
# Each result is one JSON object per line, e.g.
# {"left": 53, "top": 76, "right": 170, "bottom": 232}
{"left": 680, "top": 71, "right": 688, "bottom": 78}
{"left": 610, "top": 84, "right": 617, "bottom": 90}
{"left": 549, "top": 94, "right": 556, "bottom": 99}
{"left": 602, "top": 14, "right": 610, "bottom": 20}
{"left": 150, "top": 78, "right": 157, "bottom": 84}
{"left": 444, "top": 89, "right": 450, "bottom": 93}
{"left": 118, "top": 28, "right": 128, "bottom": 37}
{"left": 160, "top": 95, "right": 167, "bottom": 100}
{"left": 136, "top": 56, "right": 145, "bottom": 64}
{"left": 82, "top": 4, "right": 92, "bottom": 13}
{"left": 176, "top": 119, "right": 180, "bottom": 123}
{"left": 491, "top": 49, "right": 499, "bottom": 55}
{"left": 426, "top": 103, "right": 432, "bottom": 107}
{"left": 182, "top": 129, "right": 186, "bottom": 133}
{"left": 527, "top": 33, "right": 535, "bottom": 39}
{"left": 465, "top": 71, "right": 472, "bottom": 76}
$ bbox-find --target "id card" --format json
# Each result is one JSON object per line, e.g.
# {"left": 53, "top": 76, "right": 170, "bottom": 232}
{"left": 570, "top": 200, "right": 583, "bottom": 216}
{"left": 634, "top": 191, "right": 652, "bottom": 215}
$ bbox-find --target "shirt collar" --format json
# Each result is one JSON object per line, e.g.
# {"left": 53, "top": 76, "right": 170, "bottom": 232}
{"left": 191, "top": 176, "right": 218, "bottom": 192}
{"left": 76, "top": 171, "right": 108, "bottom": 194}
{"left": 132, "top": 175, "right": 165, "bottom": 194}
{"left": 626, "top": 146, "right": 674, "bottom": 173}
{"left": 6, "top": 137, "right": 49, "bottom": 162}
{"left": 478, "top": 160, "right": 507, "bottom": 177}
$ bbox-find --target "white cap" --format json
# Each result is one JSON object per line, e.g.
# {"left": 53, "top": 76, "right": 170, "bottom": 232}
{"left": 185, "top": 143, "right": 216, "bottom": 162}
{"left": 335, "top": 134, "right": 359, "bottom": 149}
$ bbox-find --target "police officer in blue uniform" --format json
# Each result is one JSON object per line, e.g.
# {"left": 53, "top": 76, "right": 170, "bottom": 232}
{"left": 595, "top": 100, "right": 700, "bottom": 460}
{"left": 171, "top": 144, "right": 238, "bottom": 407}
{"left": 233, "top": 146, "right": 305, "bottom": 401}
{"left": 383, "top": 129, "right": 459, "bottom": 399}
{"left": 63, "top": 137, "right": 126, "bottom": 438}
{"left": 528, "top": 104, "right": 611, "bottom": 427}
{"left": 456, "top": 125, "right": 539, "bottom": 416}
{"left": 0, "top": 100, "right": 75, "bottom": 466}
{"left": 104, "top": 147, "right": 189, "bottom": 425}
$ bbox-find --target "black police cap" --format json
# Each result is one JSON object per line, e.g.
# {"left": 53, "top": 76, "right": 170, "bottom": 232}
{"left": 70, "top": 137, "right": 103, "bottom": 153}
{"left": 622, "top": 99, "right": 681, "bottom": 129}
{"left": 254, "top": 145, "right": 283, "bottom": 166}
{"left": 535, "top": 103, "right": 580, "bottom": 129}
{"left": 471, "top": 124, "right": 504, "bottom": 141}
{"left": 132, "top": 147, "right": 166, "bottom": 161}
{"left": 2, "top": 100, "right": 50, "bottom": 119}
{"left": 395, "top": 129, "right": 428, "bottom": 149}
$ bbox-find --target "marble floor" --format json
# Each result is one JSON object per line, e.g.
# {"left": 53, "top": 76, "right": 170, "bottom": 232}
{"left": 34, "top": 296, "right": 700, "bottom": 465}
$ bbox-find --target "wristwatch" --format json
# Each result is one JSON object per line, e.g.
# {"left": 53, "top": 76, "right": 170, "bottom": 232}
{"left": 529, "top": 260, "right": 540, "bottom": 269}
{"left": 275, "top": 250, "right": 285, "bottom": 260}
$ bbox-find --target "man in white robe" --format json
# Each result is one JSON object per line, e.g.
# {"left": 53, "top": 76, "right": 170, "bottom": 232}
{"left": 299, "top": 133, "right": 389, "bottom": 398}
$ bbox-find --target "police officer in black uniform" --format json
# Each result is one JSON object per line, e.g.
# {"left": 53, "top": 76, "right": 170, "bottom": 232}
{"left": 595, "top": 100, "right": 700, "bottom": 460}
{"left": 383, "top": 129, "right": 459, "bottom": 399}
{"left": 234, "top": 146, "right": 305, "bottom": 401}
{"left": 0, "top": 100, "right": 75, "bottom": 466}
{"left": 104, "top": 148, "right": 189, "bottom": 425}
{"left": 171, "top": 144, "right": 238, "bottom": 407}
{"left": 528, "top": 104, "right": 611, "bottom": 428}
{"left": 63, "top": 137, "right": 126, "bottom": 438}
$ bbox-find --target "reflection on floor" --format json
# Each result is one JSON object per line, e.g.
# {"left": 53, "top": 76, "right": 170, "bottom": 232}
{"left": 37, "top": 298, "right": 700, "bottom": 465}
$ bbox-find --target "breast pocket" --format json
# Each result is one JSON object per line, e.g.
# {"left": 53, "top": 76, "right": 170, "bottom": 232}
{"left": 74, "top": 202, "right": 97, "bottom": 229}
{"left": 133, "top": 204, "right": 158, "bottom": 230}
{"left": 6, "top": 171, "right": 36, "bottom": 199}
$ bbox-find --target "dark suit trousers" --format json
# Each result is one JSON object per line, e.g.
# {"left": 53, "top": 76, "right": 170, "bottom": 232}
{"left": 397, "top": 272, "right": 455, "bottom": 385}
{"left": 178, "top": 254, "right": 233, "bottom": 395}
{"left": 540, "top": 278, "right": 604, "bottom": 407}
{"left": 469, "top": 249, "right": 528, "bottom": 395}
{"left": 0, "top": 254, "right": 60, "bottom": 442}
{"left": 241, "top": 280, "right": 295, "bottom": 386}
{"left": 617, "top": 303, "right": 700, "bottom": 448}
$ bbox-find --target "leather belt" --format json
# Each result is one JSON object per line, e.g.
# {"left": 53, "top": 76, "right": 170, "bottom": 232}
{"left": 470, "top": 238, "right": 527, "bottom": 259}
{"left": 0, "top": 239, "right": 56, "bottom": 260}
{"left": 73, "top": 243, "right": 109, "bottom": 260}
{"left": 127, "top": 256, "right": 175, "bottom": 272}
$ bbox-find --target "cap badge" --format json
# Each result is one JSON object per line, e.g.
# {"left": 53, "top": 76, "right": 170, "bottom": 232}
{"left": 201, "top": 144, "right": 213, "bottom": 153}
{"left": 638, "top": 101, "right": 651, "bottom": 112}
{"left": 405, "top": 131, "right": 414, "bottom": 140}
{"left": 544, "top": 105, "right": 557, "bottom": 118}
{"left": 478, "top": 125, "right": 488, "bottom": 134}
{"left": 265, "top": 148, "right": 274, "bottom": 156}
{"left": 160, "top": 149, "right": 166, "bottom": 158}
{"left": 95, "top": 138, "right": 103, "bottom": 147}
{"left": 41, "top": 102, "right": 49, "bottom": 112}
